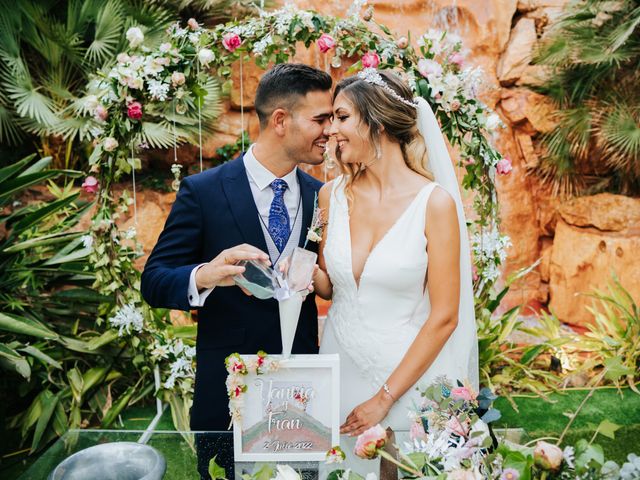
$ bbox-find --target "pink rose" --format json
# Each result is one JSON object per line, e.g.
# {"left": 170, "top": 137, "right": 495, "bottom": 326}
{"left": 94, "top": 105, "right": 108, "bottom": 122}
{"left": 127, "top": 101, "right": 143, "bottom": 120}
{"left": 451, "top": 386, "right": 476, "bottom": 402}
{"left": 534, "top": 441, "right": 564, "bottom": 471}
{"left": 410, "top": 420, "right": 427, "bottom": 441}
{"left": 396, "top": 37, "right": 408, "bottom": 49}
{"left": 496, "top": 157, "right": 513, "bottom": 175}
{"left": 317, "top": 33, "right": 336, "bottom": 53}
{"left": 81, "top": 176, "right": 99, "bottom": 194}
{"left": 449, "top": 51, "right": 464, "bottom": 67}
{"left": 417, "top": 58, "right": 442, "bottom": 78}
{"left": 354, "top": 424, "right": 386, "bottom": 459}
{"left": 472, "top": 265, "right": 479, "bottom": 282}
{"left": 187, "top": 18, "right": 199, "bottom": 30}
{"left": 222, "top": 32, "right": 242, "bottom": 52}
{"left": 361, "top": 52, "right": 380, "bottom": 69}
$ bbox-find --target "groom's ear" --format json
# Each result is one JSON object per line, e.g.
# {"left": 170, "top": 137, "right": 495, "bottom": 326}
{"left": 271, "top": 108, "right": 288, "bottom": 137}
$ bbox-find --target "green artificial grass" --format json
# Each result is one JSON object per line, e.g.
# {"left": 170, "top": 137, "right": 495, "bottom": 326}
{"left": 3, "top": 387, "right": 639, "bottom": 478}
{"left": 494, "top": 386, "right": 640, "bottom": 464}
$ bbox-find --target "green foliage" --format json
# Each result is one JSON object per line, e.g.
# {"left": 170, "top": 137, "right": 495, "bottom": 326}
{"left": 0, "top": 155, "right": 162, "bottom": 455}
{"left": 0, "top": 0, "right": 257, "bottom": 169}
{"left": 578, "top": 276, "right": 640, "bottom": 392}
{"left": 532, "top": 0, "right": 640, "bottom": 196}
{"left": 477, "top": 265, "right": 571, "bottom": 401}
{"left": 214, "top": 131, "right": 251, "bottom": 165}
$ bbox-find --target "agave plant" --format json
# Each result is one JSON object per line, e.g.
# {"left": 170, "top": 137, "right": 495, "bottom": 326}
{"left": 531, "top": 0, "right": 640, "bottom": 196}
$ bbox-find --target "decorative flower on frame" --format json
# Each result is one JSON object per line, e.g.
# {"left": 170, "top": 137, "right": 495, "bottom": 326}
{"left": 325, "top": 446, "right": 346, "bottom": 464}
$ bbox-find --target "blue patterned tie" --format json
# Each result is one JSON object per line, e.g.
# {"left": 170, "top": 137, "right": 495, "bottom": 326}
{"left": 268, "top": 179, "right": 291, "bottom": 253}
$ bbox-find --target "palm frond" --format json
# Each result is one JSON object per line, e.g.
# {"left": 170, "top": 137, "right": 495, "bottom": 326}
{"left": 140, "top": 121, "right": 185, "bottom": 149}
{"left": 3, "top": 77, "right": 59, "bottom": 127}
{"left": 85, "top": 0, "right": 126, "bottom": 65}
{"left": 0, "top": 104, "right": 27, "bottom": 145}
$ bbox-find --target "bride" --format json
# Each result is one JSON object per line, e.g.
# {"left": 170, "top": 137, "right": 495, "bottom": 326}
{"left": 313, "top": 69, "right": 478, "bottom": 436}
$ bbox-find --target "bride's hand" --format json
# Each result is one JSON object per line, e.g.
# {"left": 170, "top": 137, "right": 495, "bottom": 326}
{"left": 340, "top": 391, "right": 394, "bottom": 436}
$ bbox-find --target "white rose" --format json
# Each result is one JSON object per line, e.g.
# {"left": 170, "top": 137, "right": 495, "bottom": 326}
{"left": 103, "top": 137, "right": 119, "bottom": 152}
{"left": 116, "top": 52, "right": 130, "bottom": 64}
{"left": 126, "top": 27, "right": 144, "bottom": 48}
{"left": 273, "top": 465, "right": 300, "bottom": 480}
{"left": 485, "top": 113, "right": 502, "bottom": 131}
{"left": 171, "top": 71, "right": 186, "bottom": 86}
{"left": 159, "top": 42, "right": 171, "bottom": 53}
{"left": 197, "top": 48, "right": 215, "bottom": 67}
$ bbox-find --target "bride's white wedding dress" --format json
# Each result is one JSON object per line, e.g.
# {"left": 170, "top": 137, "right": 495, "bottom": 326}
{"left": 319, "top": 176, "right": 470, "bottom": 430}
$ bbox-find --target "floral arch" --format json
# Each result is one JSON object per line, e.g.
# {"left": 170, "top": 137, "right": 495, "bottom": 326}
{"left": 80, "top": 3, "right": 510, "bottom": 424}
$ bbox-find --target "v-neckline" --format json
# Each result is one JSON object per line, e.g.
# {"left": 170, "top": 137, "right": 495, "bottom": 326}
{"left": 346, "top": 184, "right": 432, "bottom": 292}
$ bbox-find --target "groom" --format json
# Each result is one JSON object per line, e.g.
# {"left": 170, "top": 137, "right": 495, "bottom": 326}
{"left": 141, "top": 63, "right": 332, "bottom": 477}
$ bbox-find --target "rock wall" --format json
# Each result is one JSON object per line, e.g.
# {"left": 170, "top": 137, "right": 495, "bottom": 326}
{"left": 135, "top": 0, "right": 639, "bottom": 326}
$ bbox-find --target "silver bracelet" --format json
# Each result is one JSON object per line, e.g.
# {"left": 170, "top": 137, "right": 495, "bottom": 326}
{"left": 382, "top": 383, "right": 396, "bottom": 401}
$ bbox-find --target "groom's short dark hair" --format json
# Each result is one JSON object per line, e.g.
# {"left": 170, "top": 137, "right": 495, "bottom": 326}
{"left": 255, "top": 63, "right": 332, "bottom": 128}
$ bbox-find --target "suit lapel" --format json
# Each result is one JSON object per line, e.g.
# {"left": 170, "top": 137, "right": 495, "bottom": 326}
{"left": 297, "top": 170, "right": 316, "bottom": 248}
{"left": 221, "top": 156, "right": 269, "bottom": 253}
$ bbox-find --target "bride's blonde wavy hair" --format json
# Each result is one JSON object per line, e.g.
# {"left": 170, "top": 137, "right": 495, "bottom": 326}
{"left": 332, "top": 71, "right": 433, "bottom": 201}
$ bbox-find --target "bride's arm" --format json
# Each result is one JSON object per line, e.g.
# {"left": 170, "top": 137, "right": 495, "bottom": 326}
{"left": 341, "top": 186, "right": 460, "bottom": 435}
{"left": 311, "top": 182, "right": 333, "bottom": 300}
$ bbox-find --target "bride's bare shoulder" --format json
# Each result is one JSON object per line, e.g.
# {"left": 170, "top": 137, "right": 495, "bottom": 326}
{"left": 427, "top": 185, "right": 457, "bottom": 219}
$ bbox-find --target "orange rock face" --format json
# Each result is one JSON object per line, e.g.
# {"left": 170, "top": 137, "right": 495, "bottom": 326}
{"left": 549, "top": 194, "right": 640, "bottom": 326}
{"left": 129, "top": 0, "right": 637, "bottom": 324}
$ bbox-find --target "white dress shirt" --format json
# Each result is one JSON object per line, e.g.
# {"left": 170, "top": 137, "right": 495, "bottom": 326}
{"left": 188, "top": 145, "right": 301, "bottom": 307}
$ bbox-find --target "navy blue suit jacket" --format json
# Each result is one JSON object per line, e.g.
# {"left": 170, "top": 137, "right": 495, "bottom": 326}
{"left": 141, "top": 155, "right": 322, "bottom": 430}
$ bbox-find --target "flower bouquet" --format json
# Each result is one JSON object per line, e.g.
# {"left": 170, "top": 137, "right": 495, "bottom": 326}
{"left": 325, "top": 378, "right": 639, "bottom": 480}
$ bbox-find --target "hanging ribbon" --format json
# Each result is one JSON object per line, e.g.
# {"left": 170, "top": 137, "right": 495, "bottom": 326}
{"left": 130, "top": 139, "right": 138, "bottom": 226}
{"left": 196, "top": 62, "right": 203, "bottom": 173}
{"left": 240, "top": 53, "right": 245, "bottom": 152}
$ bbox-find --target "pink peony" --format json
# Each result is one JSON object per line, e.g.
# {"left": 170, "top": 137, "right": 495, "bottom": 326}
{"left": 409, "top": 420, "right": 427, "bottom": 441}
{"left": 222, "top": 32, "right": 242, "bottom": 52}
{"left": 361, "top": 52, "right": 380, "bottom": 69}
{"left": 354, "top": 424, "right": 386, "bottom": 459}
{"left": 127, "top": 101, "right": 143, "bottom": 120}
{"left": 449, "top": 51, "right": 464, "bottom": 67}
{"left": 316, "top": 33, "right": 336, "bottom": 53}
{"left": 81, "top": 176, "right": 99, "bottom": 194}
{"left": 187, "top": 18, "right": 199, "bottom": 30}
{"left": 417, "top": 58, "right": 443, "bottom": 78}
{"left": 534, "top": 441, "right": 563, "bottom": 471}
{"left": 496, "top": 157, "right": 513, "bottom": 175}
{"left": 451, "top": 386, "right": 476, "bottom": 402}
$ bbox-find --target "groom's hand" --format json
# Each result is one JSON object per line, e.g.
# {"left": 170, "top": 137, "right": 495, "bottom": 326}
{"left": 195, "top": 244, "right": 270, "bottom": 290}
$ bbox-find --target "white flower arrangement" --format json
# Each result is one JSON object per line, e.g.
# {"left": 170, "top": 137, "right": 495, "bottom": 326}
{"left": 108, "top": 302, "right": 144, "bottom": 336}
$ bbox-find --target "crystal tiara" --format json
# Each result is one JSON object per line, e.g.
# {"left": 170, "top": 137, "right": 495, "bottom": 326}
{"left": 356, "top": 68, "right": 419, "bottom": 108}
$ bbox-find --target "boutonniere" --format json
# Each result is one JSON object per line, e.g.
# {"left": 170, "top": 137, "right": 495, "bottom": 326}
{"left": 304, "top": 192, "right": 327, "bottom": 248}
